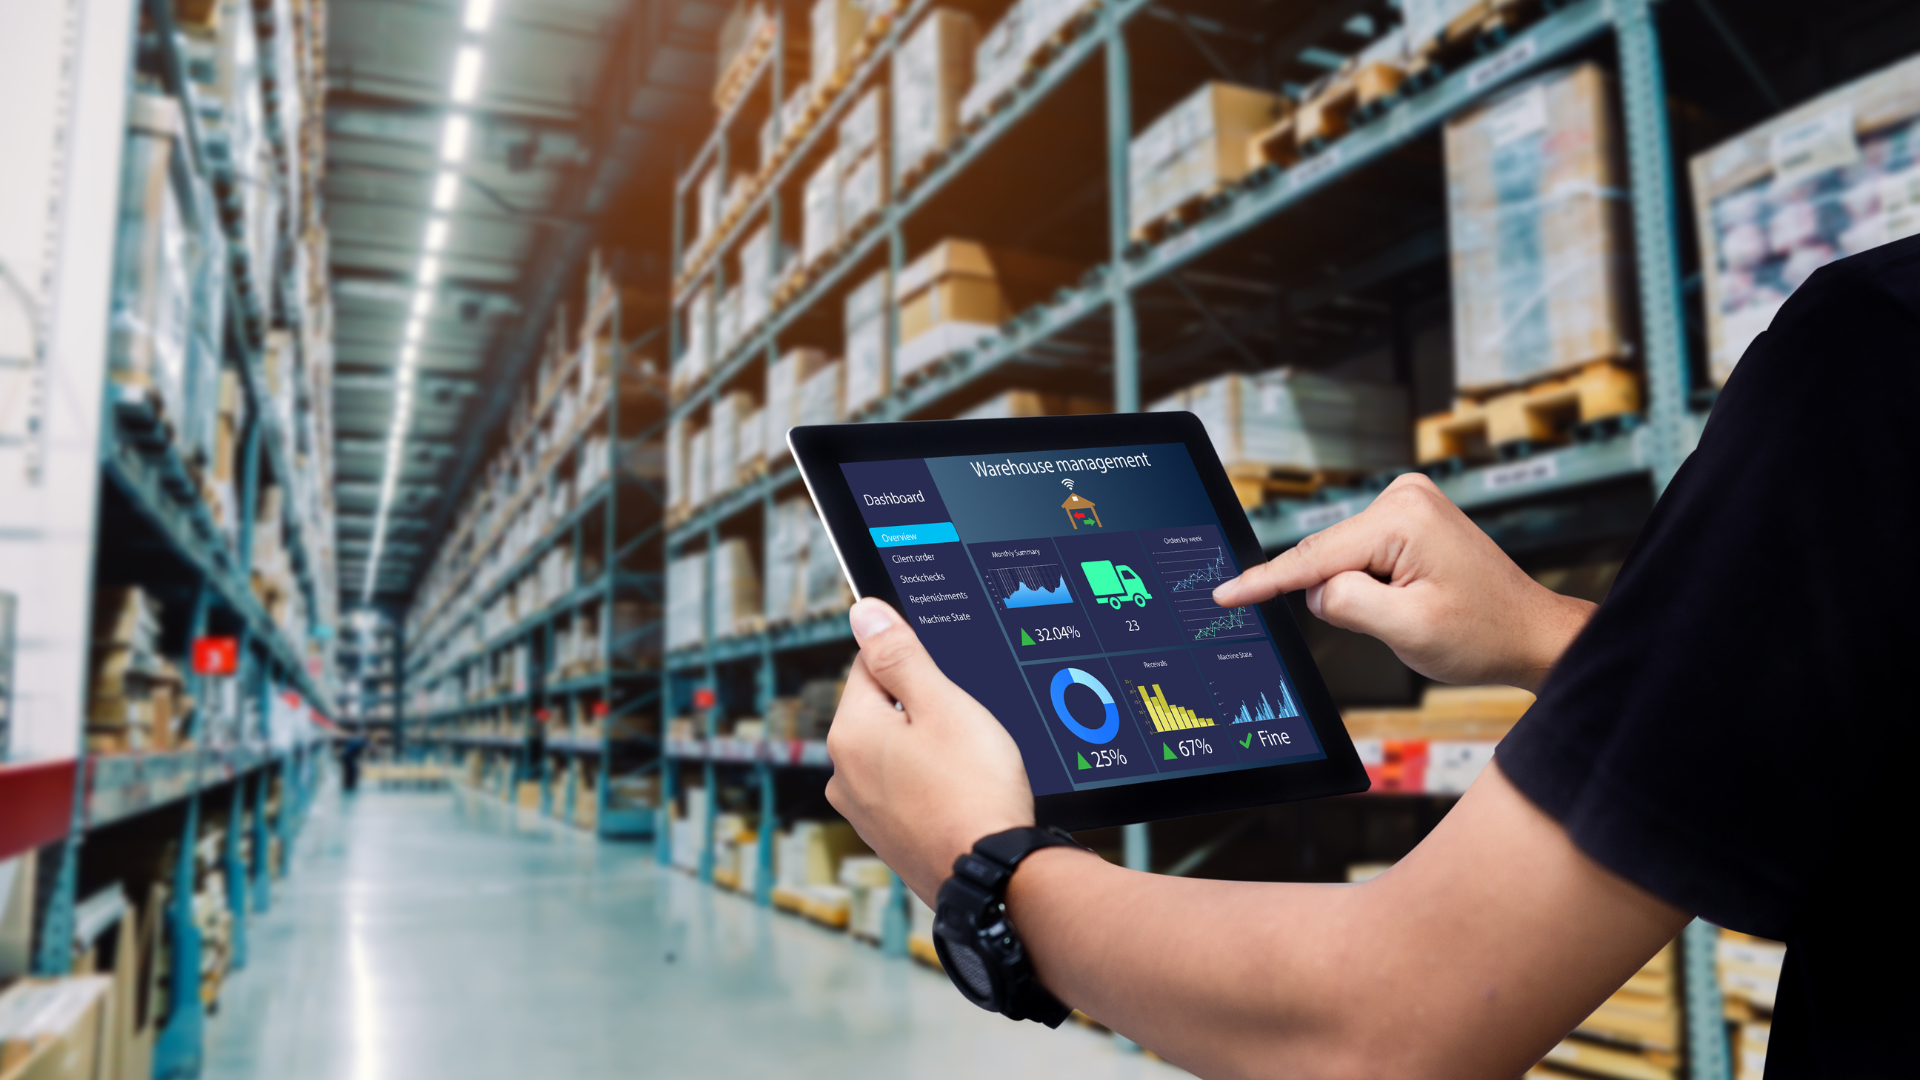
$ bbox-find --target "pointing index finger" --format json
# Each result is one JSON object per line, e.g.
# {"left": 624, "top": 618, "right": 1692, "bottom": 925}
{"left": 1212, "top": 505, "right": 1400, "bottom": 607}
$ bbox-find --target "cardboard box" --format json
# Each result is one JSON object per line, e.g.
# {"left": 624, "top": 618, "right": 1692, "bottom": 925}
{"left": 839, "top": 150, "right": 885, "bottom": 232}
{"left": 712, "top": 537, "right": 762, "bottom": 638}
{"left": 811, "top": 0, "right": 866, "bottom": 92}
{"left": 1151, "top": 370, "right": 1410, "bottom": 474}
{"left": 802, "top": 151, "right": 841, "bottom": 267}
{"left": 895, "top": 241, "right": 1008, "bottom": 372}
{"left": 765, "top": 348, "right": 832, "bottom": 465}
{"left": 1689, "top": 53, "right": 1920, "bottom": 385}
{"left": 0, "top": 976, "right": 112, "bottom": 1080}
{"left": 955, "top": 390, "right": 1109, "bottom": 419}
{"left": 839, "top": 84, "right": 885, "bottom": 161}
{"left": 1445, "top": 64, "right": 1633, "bottom": 392}
{"left": 1129, "top": 82, "right": 1285, "bottom": 234}
{"left": 891, "top": 9, "right": 977, "bottom": 182}
{"left": 797, "top": 358, "right": 844, "bottom": 427}
{"left": 962, "top": 0, "right": 1088, "bottom": 123}
{"left": 843, "top": 270, "right": 890, "bottom": 414}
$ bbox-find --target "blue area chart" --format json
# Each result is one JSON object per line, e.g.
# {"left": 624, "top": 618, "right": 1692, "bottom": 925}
{"left": 1230, "top": 685, "right": 1299, "bottom": 724}
{"left": 997, "top": 569, "right": 1074, "bottom": 609}
{"left": 1049, "top": 667, "right": 1119, "bottom": 743}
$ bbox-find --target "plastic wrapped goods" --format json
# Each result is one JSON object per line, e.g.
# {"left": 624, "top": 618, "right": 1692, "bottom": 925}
{"left": 803, "top": 150, "right": 841, "bottom": 267}
{"left": 112, "top": 94, "right": 196, "bottom": 427}
{"left": 840, "top": 149, "right": 886, "bottom": 233}
{"left": 840, "top": 84, "right": 885, "bottom": 161}
{"left": 798, "top": 357, "right": 845, "bottom": 429}
{"left": 712, "top": 538, "right": 761, "bottom": 638}
{"left": 1444, "top": 64, "right": 1632, "bottom": 392}
{"left": 891, "top": 9, "right": 977, "bottom": 183}
{"left": 1401, "top": 0, "right": 1480, "bottom": 50}
{"left": 739, "top": 225, "right": 779, "bottom": 330}
{"left": 667, "top": 552, "right": 705, "bottom": 651}
{"left": 708, "top": 390, "right": 755, "bottom": 497}
{"left": 811, "top": 0, "right": 866, "bottom": 93}
{"left": 766, "top": 348, "right": 832, "bottom": 466}
{"left": 763, "top": 496, "right": 812, "bottom": 621}
{"left": 1151, "top": 371, "right": 1410, "bottom": 473}
{"left": 1690, "top": 54, "right": 1920, "bottom": 385}
{"left": 962, "top": 0, "right": 1087, "bottom": 123}
{"left": 803, "top": 508, "right": 852, "bottom": 614}
{"left": 1129, "top": 82, "right": 1286, "bottom": 235}
{"left": 675, "top": 284, "right": 712, "bottom": 395}
{"left": 844, "top": 270, "right": 891, "bottom": 414}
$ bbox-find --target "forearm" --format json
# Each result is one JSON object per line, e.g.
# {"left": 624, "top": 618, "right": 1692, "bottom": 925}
{"left": 1005, "top": 850, "right": 1366, "bottom": 1079}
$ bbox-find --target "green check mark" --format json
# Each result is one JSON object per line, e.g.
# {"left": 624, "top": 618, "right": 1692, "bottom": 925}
{"left": 1239, "top": 734, "right": 1253, "bottom": 749}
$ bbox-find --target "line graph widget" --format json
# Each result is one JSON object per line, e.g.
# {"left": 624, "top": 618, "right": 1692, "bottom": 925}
{"left": 1137, "top": 526, "right": 1263, "bottom": 644}
{"left": 968, "top": 538, "right": 1100, "bottom": 660}
{"left": 1110, "top": 650, "right": 1245, "bottom": 771}
{"left": 1194, "top": 642, "right": 1322, "bottom": 763}
{"left": 1052, "top": 531, "right": 1187, "bottom": 651}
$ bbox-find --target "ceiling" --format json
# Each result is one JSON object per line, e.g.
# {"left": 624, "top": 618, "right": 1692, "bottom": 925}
{"left": 323, "top": 0, "right": 726, "bottom": 613}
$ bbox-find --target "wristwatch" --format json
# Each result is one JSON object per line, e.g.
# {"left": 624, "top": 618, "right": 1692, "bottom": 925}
{"left": 932, "top": 826, "right": 1087, "bottom": 1027}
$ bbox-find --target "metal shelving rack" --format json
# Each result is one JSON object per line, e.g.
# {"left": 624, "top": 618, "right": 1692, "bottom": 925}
{"left": 0, "top": 0, "right": 337, "bottom": 1076}
{"left": 337, "top": 613, "right": 399, "bottom": 735}
{"left": 398, "top": 273, "right": 667, "bottom": 838}
{"left": 648, "top": 0, "right": 1787, "bottom": 1073}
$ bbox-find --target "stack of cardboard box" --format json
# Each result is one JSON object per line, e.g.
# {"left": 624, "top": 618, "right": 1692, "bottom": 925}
{"left": 843, "top": 271, "right": 891, "bottom": 415}
{"left": 891, "top": 9, "right": 977, "bottom": 185}
{"left": 1128, "top": 82, "right": 1286, "bottom": 238}
{"left": 1445, "top": 64, "right": 1634, "bottom": 393}
{"left": 894, "top": 240, "right": 1007, "bottom": 379}
{"left": 87, "top": 587, "right": 184, "bottom": 754}
{"left": 962, "top": 0, "right": 1092, "bottom": 124}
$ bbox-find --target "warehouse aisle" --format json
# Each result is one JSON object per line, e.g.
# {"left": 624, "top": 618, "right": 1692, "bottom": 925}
{"left": 203, "top": 784, "right": 1185, "bottom": 1080}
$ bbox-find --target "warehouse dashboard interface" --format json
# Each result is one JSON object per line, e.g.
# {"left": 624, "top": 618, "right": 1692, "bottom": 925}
{"left": 841, "top": 442, "right": 1324, "bottom": 796}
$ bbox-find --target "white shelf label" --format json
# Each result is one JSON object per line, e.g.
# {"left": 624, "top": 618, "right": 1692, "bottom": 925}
{"left": 1480, "top": 455, "right": 1558, "bottom": 492}
{"left": 1466, "top": 36, "right": 1538, "bottom": 92}
{"left": 1289, "top": 146, "right": 1346, "bottom": 191}
{"left": 1293, "top": 500, "right": 1356, "bottom": 534}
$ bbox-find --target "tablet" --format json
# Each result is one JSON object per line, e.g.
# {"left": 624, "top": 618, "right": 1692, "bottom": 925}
{"left": 789, "top": 412, "right": 1369, "bottom": 831}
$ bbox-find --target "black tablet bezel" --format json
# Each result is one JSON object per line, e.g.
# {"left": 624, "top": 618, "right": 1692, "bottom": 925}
{"left": 789, "top": 412, "right": 1370, "bottom": 831}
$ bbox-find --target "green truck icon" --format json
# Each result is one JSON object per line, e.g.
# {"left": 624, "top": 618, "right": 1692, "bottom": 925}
{"left": 1081, "top": 560, "right": 1152, "bottom": 609}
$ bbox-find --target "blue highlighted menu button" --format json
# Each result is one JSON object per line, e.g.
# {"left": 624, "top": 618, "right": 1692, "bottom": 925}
{"left": 870, "top": 522, "right": 960, "bottom": 547}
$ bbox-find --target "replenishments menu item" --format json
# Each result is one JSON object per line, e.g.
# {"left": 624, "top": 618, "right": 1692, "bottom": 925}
{"left": 842, "top": 443, "right": 1322, "bottom": 796}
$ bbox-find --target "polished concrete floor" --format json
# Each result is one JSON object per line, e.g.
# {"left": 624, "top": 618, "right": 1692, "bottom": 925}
{"left": 204, "top": 782, "right": 1185, "bottom": 1079}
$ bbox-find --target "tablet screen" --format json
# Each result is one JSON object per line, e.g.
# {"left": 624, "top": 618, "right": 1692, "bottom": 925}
{"left": 841, "top": 441, "right": 1326, "bottom": 797}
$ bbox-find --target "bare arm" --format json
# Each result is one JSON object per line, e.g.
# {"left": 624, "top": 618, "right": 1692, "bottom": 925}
{"left": 1006, "top": 763, "right": 1686, "bottom": 1079}
{"left": 826, "top": 473, "right": 1659, "bottom": 1078}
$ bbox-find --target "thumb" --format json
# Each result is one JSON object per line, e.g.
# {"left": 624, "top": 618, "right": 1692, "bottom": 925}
{"left": 848, "top": 598, "right": 953, "bottom": 715}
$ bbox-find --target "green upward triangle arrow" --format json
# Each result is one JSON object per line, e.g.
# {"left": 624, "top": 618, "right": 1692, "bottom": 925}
{"left": 1076, "top": 752, "right": 1091, "bottom": 770}
{"left": 1020, "top": 629, "right": 1037, "bottom": 646}
{"left": 1162, "top": 743, "right": 1176, "bottom": 761}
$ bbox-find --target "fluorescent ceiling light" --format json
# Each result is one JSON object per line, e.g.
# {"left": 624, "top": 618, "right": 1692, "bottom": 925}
{"left": 419, "top": 256, "right": 441, "bottom": 285}
{"left": 424, "top": 218, "right": 448, "bottom": 251}
{"left": 432, "top": 170, "right": 460, "bottom": 210}
{"left": 450, "top": 46, "right": 485, "bottom": 103}
{"left": 411, "top": 290, "right": 433, "bottom": 318}
{"left": 405, "top": 318, "right": 423, "bottom": 342}
{"left": 440, "top": 115, "right": 471, "bottom": 163}
{"left": 400, "top": 344, "right": 418, "bottom": 367}
{"left": 463, "top": 0, "right": 495, "bottom": 32}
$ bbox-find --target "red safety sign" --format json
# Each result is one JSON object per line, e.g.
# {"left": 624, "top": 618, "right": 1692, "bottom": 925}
{"left": 691, "top": 688, "right": 716, "bottom": 710}
{"left": 192, "top": 636, "right": 239, "bottom": 676}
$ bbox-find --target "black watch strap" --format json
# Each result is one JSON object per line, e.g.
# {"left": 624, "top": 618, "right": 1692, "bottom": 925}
{"left": 937, "top": 826, "right": 1089, "bottom": 1028}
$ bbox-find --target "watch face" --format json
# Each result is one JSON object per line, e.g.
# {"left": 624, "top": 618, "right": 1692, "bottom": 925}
{"left": 935, "top": 928, "right": 996, "bottom": 1006}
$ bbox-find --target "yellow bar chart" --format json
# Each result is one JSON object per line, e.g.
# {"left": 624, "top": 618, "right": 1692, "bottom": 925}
{"left": 1136, "top": 683, "right": 1216, "bottom": 732}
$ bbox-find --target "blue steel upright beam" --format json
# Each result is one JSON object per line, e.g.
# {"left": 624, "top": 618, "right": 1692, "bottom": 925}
{"left": 1683, "top": 918, "right": 1731, "bottom": 1080}
{"left": 1614, "top": 0, "right": 1693, "bottom": 490}
{"left": 223, "top": 779, "right": 249, "bottom": 969}
{"left": 1104, "top": 9, "right": 1140, "bottom": 414}
{"left": 251, "top": 764, "right": 271, "bottom": 912}
{"left": 155, "top": 583, "right": 216, "bottom": 1079}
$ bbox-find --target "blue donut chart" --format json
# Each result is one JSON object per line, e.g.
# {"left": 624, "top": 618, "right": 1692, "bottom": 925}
{"left": 1049, "top": 667, "right": 1120, "bottom": 744}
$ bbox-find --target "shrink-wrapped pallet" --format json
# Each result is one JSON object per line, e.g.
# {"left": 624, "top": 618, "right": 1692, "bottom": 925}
{"left": 666, "top": 552, "right": 706, "bottom": 651}
{"left": 764, "top": 496, "right": 812, "bottom": 622}
{"left": 712, "top": 537, "right": 762, "bottom": 638}
{"left": 735, "top": 405, "right": 765, "bottom": 481}
{"left": 1129, "top": 82, "right": 1286, "bottom": 236}
{"left": 802, "top": 150, "right": 841, "bottom": 267}
{"left": 811, "top": 0, "right": 867, "bottom": 93}
{"left": 740, "top": 225, "right": 780, "bottom": 330}
{"left": 840, "top": 84, "right": 885, "bottom": 159}
{"left": 1690, "top": 54, "right": 1920, "bottom": 385}
{"left": 708, "top": 390, "right": 755, "bottom": 497}
{"left": 891, "top": 10, "right": 977, "bottom": 183}
{"left": 1445, "top": 64, "right": 1632, "bottom": 392}
{"left": 687, "top": 426, "right": 712, "bottom": 508}
{"left": 1401, "top": 0, "right": 1481, "bottom": 51}
{"left": 962, "top": 0, "right": 1087, "bottom": 123}
{"left": 676, "top": 284, "right": 713, "bottom": 395}
{"left": 803, "top": 508, "right": 852, "bottom": 614}
{"left": 111, "top": 94, "right": 195, "bottom": 429}
{"left": 798, "top": 357, "right": 845, "bottom": 426}
{"left": 956, "top": 389, "right": 1109, "bottom": 419}
{"left": 1152, "top": 371, "right": 1409, "bottom": 473}
{"left": 895, "top": 239, "right": 1007, "bottom": 379}
{"left": 766, "top": 348, "right": 832, "bottom": 465}
{"left": 840, "top": 150, "right": 886, "bottom": 234}
{"left": 843, "top": 270, "right": 891, "bottom": 413}
{"left": 696, "top": 166, "right": 723, "bottom": 244}
{"left": 716, "top": 283, "right": 745, "bottom": 359}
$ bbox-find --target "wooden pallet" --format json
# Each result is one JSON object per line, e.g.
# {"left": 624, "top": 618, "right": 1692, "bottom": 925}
{"left": 1129, "top": 180, "right": 1234, "bottom": 244}
{"left": 1406, "top": 0, "right": 1543, "bottom": 82}
{"left": 1416, "top": 360, "right": 1640, "bottom": 465}
{"left": 1224, "top": 462, "right": 1366, "bottom": 510}
{"left": 713, "top": 21, "right": 776, "bottom": 113}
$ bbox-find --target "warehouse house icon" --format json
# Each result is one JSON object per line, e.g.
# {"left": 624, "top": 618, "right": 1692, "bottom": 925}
{"left": 1061, "top": 492, "right": 1101, "bottom": 529}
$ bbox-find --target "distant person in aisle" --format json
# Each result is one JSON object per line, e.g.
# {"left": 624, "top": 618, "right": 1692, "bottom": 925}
{"left": 824, "top": 237, "right": 1920, "bottom": 1077}
{"left": 338, "top": 735, "right": 369, "bottom": 793}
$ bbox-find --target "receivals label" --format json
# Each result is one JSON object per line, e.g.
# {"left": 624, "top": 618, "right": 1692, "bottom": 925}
{"left": 1481, "top": 455, "right": 1558, "bottom": 492}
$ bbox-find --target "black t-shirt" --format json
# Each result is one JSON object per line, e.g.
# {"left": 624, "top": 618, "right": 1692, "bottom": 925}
{"left": 1498, "top": 234, "right": 1920, "bottom": 1077}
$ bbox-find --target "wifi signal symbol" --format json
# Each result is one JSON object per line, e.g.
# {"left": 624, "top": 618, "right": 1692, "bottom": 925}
{"left": 1061, "top": 478, "right": 1074, "bottom": 490}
